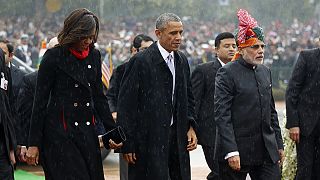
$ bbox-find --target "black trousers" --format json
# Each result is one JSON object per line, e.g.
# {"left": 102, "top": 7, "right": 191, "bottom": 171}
{"left": 219, "top": 160, "right": 280, "bottom": 180}
{"left": 296, "top": 121, "right": 320, "bottom": 180}
{"left": 0, "top": 132, "right": 13, "bottom": 180}
{"left": 202, "top": 145, "right": 220, "bottom": 180}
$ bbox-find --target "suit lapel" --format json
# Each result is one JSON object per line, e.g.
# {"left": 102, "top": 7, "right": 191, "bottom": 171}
{"left": 207, "top": 58, "right": 222, "bottom": 92}
{"left": 173, "top": 51, "right": 184, "bottom": 108}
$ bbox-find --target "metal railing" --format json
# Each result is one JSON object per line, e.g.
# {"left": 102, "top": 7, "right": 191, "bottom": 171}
{"left": 12, "top": 56, "right": 36, "bottom": 73}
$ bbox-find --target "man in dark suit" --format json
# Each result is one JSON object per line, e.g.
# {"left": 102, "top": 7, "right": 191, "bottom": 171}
{"left": 286, "top": 47, "right": 320, "bottom": 180}
{"left": 15, "top": 71, "right": 37, "bottom": 162}
{"left": 106, "top": 34, "right": 154, "bottom": 180}
{"left": 0, "top": 41, "right": 27, "bottom": 162}
{"left": 214, "top": 9, "right": 284, "bottom": 180}
{"left": 117, "top": 13, "right": 197, "bottom": 180}
{"left": 0, "top": 48, "right": 16, "bottom": 180}
{"left": 191, "top": 32, "right": 236, "bottom": 180}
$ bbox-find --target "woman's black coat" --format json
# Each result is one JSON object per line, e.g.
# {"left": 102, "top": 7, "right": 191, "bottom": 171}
{"left": 28, "top": 46, "right": 115, "bottom": 180}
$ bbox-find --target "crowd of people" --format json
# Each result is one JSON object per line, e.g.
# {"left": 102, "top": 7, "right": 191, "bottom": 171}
{"left": 0, "top": 13, "right": 320, "bottom": 71}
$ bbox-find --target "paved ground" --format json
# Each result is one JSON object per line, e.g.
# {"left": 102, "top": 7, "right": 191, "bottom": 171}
{"left": 17, "top": 101, "right": 286, "bottom": 179}
{"left": 17, "top": 146, "right": 211, "bottom": 180}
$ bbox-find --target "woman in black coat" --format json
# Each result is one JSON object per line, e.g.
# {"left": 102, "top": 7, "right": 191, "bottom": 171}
{"left": 26, "top": 8, "right": 121, "bottom": 180}
{"left": 0, "top": 48, "right": 16, "bottom": 180}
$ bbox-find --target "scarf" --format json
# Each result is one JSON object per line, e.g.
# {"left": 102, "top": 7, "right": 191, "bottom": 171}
{"left": 69, "top": 47, "right": 90, "bottom": 60}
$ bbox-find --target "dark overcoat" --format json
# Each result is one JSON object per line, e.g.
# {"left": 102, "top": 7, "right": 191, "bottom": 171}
{"left": 28, "top": 46, "right": 116, "bottom": 180}
{"left": 214, "top": 57, "right": 284, "bottom": 165}
{"left": 16, "top": 71, "right": 37, "bottom": 145}
{"left": 191, "top": 58, "right": 221, "bottom": 147}
{"left": 0, "top": 48, "right": 16, "bottom": 162}
{"left": 117, "top": 42, "right": 196, "bottom": 180}
{"left": 286, "top": 48, "right": 320, "bottom": 136}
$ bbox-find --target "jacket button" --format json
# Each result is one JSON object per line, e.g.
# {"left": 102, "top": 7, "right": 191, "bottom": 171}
{"left": 86, "top": 102, "right": 90, "bottom": 106}
{"left": 75, "top": 84, "right": 79, "bottom": 88}
{"left": 86, "top": 122, "right": 90, "bottom": 126}
{"left": 74, "top": 102, "right": 78, "bottom": 107}
{"left": 88, "top": 65, "right": 92, "bottom": 69}
{"left": 75, "top": 122, "right": 79, "bottom": 126}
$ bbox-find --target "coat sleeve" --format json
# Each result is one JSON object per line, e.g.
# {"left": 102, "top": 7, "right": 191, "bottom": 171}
{"left": 269, "top": 69, "right": 284, "bottom": 149}
{"left": 116, "top": 57, "right": 141, "bottom": 153}
{"left": 92, "top": 50, "right": 116, "bottom": 132}
{"left": 28, "top": 50, "right": 56, "bottom": 147}
{"left": 214, "top": 67, "right": 238, "bottom": 156}
{"left": 191, "top": 65, "right": 205, "bottom": 119}
{"left": 180, "top": 53, "right": 196, "bottom": 128}
{"left": 285, "top": 51, "right": 307, "bottom": 129}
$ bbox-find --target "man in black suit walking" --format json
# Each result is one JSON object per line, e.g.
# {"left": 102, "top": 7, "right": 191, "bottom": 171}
{"left": 214, "top": 9, "right": 284, "bottom": 180}
{"left": 286, "top": 47, "right": 320, "bottom": 180}
{"left": 117, "top": 13, "right": 197, "bottom": 180}
{"left": 191, "top": 32, "right": 236, "bottom": 180}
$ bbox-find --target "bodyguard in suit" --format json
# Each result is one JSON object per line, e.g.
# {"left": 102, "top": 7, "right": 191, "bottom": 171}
{"left": 16, "top": 71, "right": 37, "bottom": 162}
{"left": 286, "top": 47, "right": 320, "bottom": 180}
{"left": 191, "top": 32, "right": 236, "bottom": 180}
{"left": 117, "top": 13, "right": 197, "bottom": 180}
{"left": 0, "top": 48, "right": 16, "bottom": 180}
{"left": 214, "top": 9, "right": 284, "bottom": 180}
{"left": 0, "top": 41, "right": 27, "bottom": 160}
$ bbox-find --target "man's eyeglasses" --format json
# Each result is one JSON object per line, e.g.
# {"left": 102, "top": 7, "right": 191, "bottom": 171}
{"left": 250, "top": 44, "right": 266, "bottom": 49}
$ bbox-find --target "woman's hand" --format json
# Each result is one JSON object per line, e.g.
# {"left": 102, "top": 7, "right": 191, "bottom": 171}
{"left": 26, "top": 146, "right": 39, "bottom": 166}
{"left": 98, "top": 136, "right": 123, "bottom": 149}
{"left": 9, "top": 150, "right": 16, "bottom": 165}
{"left": 108, "top": 139, "right": 122, "bottom": 149}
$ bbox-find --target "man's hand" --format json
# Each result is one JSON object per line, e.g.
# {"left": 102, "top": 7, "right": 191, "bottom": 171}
{"left": 228, "top": 155, "right": 241, "bottom": 171}
{"left": 289, "top": 127, "right": 300, "bottom": 143}
{"left": 9, "top": 150, "right": 16, "bottom": 165}
{"left": 278, "top": 149, "right": 285, "bottom": 165}
{"left": 26, "top": 146, "right": 39, "bottom": 166}
{"left": 112, "top": 112, "right": 117, "bottom": 122}
{"left": 123, "top": 153, "right": 136, "bottom": 164}
{"left": 187, "top": 126, "right": 197, "bottom": 151}
{"left": 16, "top": 145, "right": 28, "bottom": 162}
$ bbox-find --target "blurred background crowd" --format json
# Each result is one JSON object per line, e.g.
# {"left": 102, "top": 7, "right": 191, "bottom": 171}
{"left": 0, "top": 0, "right": 320, "bottom": 99}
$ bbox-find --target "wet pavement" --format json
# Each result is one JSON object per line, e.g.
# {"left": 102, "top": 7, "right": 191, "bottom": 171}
{"left": 17, "top": 101, "right": 286, "bottom": 179}
{"left": 17, "top": 146, "right": 210, "bottom": 180}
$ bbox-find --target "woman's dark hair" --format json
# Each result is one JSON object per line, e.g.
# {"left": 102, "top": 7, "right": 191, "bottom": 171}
{"left": 58, "top": 8, "right": 99, "bottom": 48}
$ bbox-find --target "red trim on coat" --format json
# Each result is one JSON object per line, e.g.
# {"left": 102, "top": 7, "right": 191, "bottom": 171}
{"left": 61, "top": 109, "right": 67, "bottom": 131}
{"left": 92, "top": 115, "right": 95, "bottom": 125}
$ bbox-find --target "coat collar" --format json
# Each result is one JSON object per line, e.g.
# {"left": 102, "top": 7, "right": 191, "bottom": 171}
{"left": 238, "top": 56, "right": 258, "bottom": 70}
{"left": 213, "top": 57, "right": 223, "bottom": 69}
{"left": 57, "top": 47, "right": 92, "bottom": 92}
{"left": 149, "top": 42, "right": 182, "bottom": 66}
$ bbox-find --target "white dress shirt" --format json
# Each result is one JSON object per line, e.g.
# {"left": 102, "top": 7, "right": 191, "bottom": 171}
{"left": 157, "top": 41, "right": 175, "bottom": 125}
